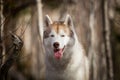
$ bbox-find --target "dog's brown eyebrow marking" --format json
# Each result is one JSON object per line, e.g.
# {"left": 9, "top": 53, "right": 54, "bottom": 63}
{"left": 50, "top": 21, "right": 70, "bottom": 35}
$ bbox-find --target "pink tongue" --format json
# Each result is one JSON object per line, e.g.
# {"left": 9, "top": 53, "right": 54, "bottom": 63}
{"left": 54, "top": 49, "right": 63, "bottom": 59}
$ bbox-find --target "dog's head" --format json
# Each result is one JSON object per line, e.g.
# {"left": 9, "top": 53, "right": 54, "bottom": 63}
{"left": 43, "top": 14, "right": 75, "bottom": 60}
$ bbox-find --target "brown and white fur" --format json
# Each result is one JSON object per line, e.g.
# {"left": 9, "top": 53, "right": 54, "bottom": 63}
{"left": 43, "top": 14, "right": 89, "bottom": 80}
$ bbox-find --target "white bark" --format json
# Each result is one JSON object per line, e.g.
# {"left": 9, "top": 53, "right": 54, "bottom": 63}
{"left": 37, "top": 0, "right": 43, "bottom": 41}
{"left": 36, "top": 0, "right": 45, "bottom": 79}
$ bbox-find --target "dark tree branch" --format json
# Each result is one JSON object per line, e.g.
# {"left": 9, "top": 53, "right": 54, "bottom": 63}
{"left": 0, "top": 32, "right": 23, "bottom": 80}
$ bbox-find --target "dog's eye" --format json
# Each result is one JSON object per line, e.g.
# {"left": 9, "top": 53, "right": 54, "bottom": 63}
{"left": 50, "top": 35, "right": 55, "bottom": 37}
{"left": 61, "top": 35, "right": 65, "bottom": 37}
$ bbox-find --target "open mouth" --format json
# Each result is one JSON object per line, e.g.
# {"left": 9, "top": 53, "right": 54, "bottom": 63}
{"left": 54, "top": 46, "right": 65, "bottom": 60}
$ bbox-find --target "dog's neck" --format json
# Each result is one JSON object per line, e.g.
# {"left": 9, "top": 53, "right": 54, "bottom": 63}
{"left": 46, "top": 50, "right": 72, "bottom": 72}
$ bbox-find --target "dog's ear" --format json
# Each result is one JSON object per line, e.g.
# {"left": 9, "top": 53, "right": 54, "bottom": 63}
{"left": 44, "top": 15, "right": 53, "bottom": 28}
{"left": 64, "top": 14, "right": 75, "bottom": 37}
{"left": 64, "top": 14, "right": 75, "bottom": 30}
{"left": 64, "top": 14, "right": 73, "bottom": 27}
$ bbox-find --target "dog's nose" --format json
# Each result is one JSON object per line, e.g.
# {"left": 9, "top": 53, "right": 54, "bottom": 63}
{"left": 53, "top": 42, "right": 59, "bottom": 48}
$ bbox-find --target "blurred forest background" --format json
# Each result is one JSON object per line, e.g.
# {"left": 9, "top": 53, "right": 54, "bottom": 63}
{"left": 0, "top": 0, "right": 120, "bottom": 80}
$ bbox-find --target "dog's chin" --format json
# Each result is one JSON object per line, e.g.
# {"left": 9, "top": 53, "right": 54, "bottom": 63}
{"left": 54, "top": 46, "right": 65, "bottom": 60}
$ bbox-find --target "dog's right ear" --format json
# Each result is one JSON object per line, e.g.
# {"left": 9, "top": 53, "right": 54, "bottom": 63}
{"left": 44, "top": 15, "right": 53, "bottom": 28}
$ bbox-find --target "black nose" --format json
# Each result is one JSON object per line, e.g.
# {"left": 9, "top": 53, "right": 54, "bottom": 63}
{"left": 53, "top": 42, "right": 59, "bottom": 48}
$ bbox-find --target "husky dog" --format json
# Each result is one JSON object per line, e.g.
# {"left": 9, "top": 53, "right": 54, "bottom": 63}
{"left": 43, "top": 14, "right": 89, "bottom": 80}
